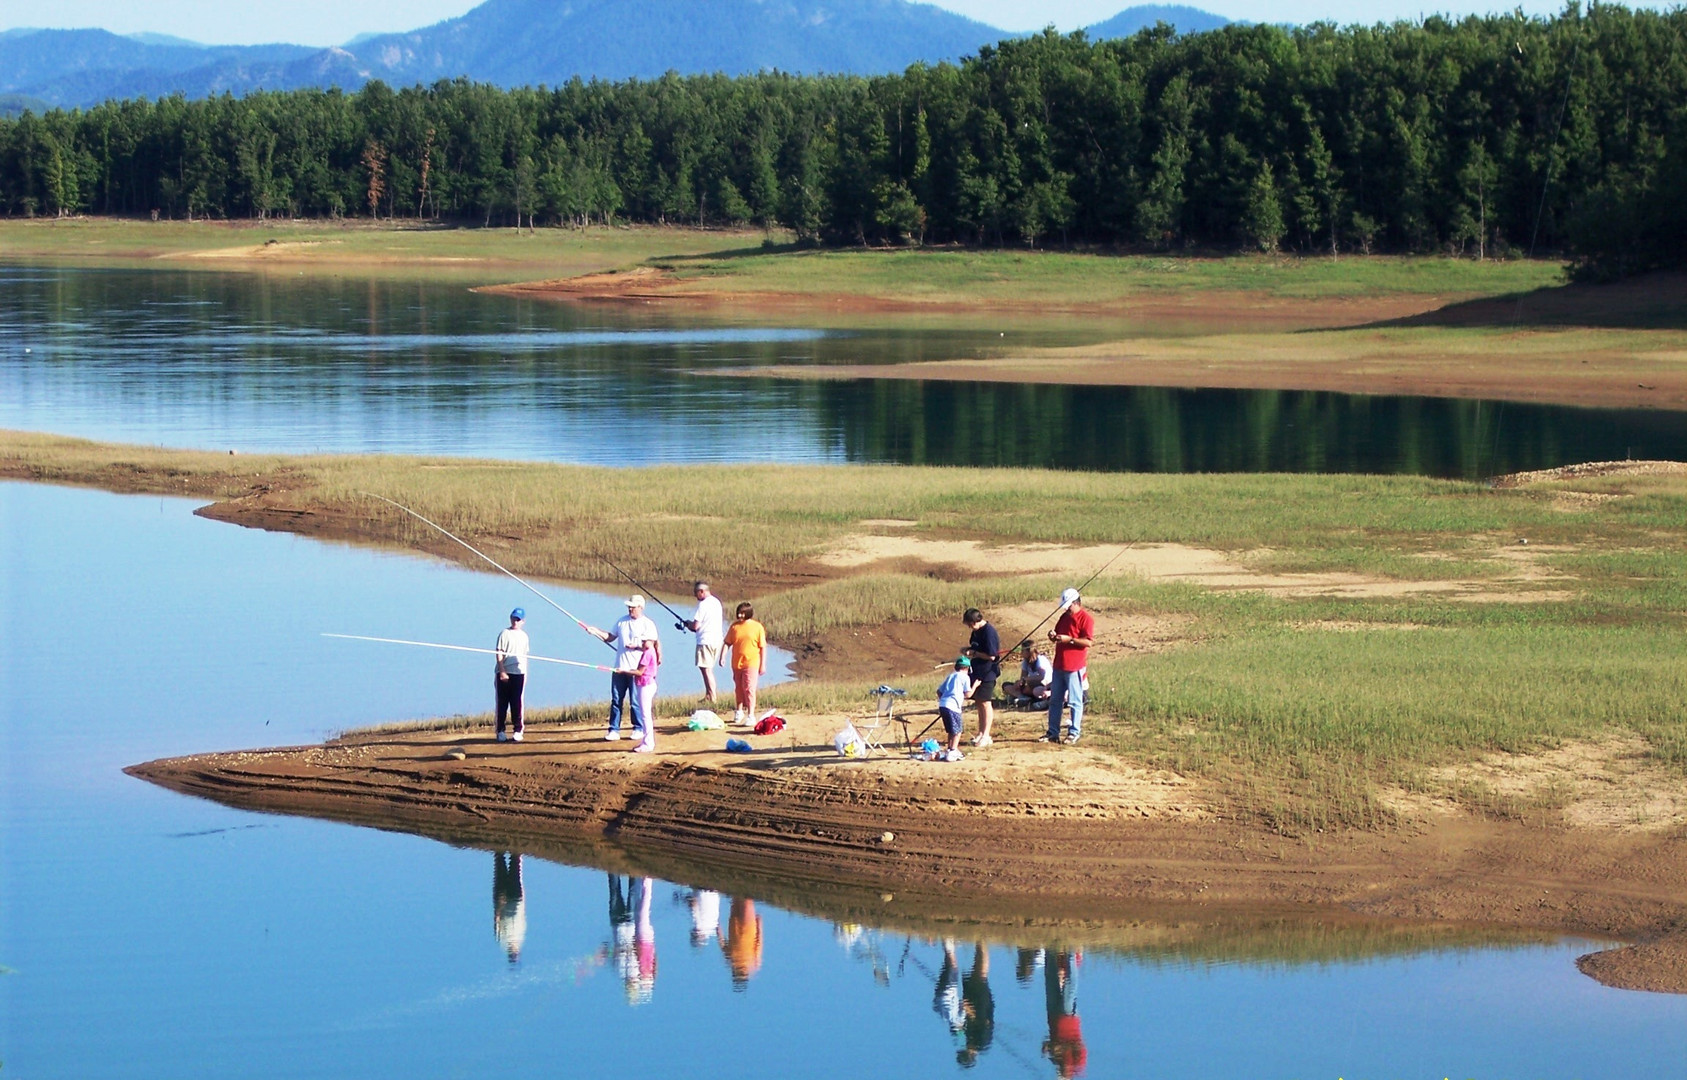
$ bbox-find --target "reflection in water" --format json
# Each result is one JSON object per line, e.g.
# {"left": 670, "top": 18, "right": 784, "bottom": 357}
{"left": 723, "top": 897, "right": 765, "bottom": 988}
{"left": 960, "top": 943, "right": 996, "bottom": 1068}
{"left": 608, "top": 874, "right": 659, "bottom": 1005}
{"left": 817, "top": 378, "right": 1687, "bottom": 477}
{"left": 686, "top": 887, "right": 723, "bottom": 948}
{"left": 1042, "top": 951, "right": 1087, "bottom": 1079}
{"left": 491, "top": 852, "right": 526, "bottom": 964}
{"left": 932, "top": 940, "right": 999, "bottom": 1068}
{"left": 5, "top": 266, "right": 1684, "bottom": 477}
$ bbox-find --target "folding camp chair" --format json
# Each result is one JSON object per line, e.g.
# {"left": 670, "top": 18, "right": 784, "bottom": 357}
{"left": 856, "top": 685, "right": 907, "bottom": 756}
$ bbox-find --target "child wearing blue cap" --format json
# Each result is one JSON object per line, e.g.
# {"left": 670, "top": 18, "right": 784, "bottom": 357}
{"left": 936, "top": 657, "right": 973, "bottom": 762}
{"left": 495, "top": 608, "right": 530, "bottom": 742}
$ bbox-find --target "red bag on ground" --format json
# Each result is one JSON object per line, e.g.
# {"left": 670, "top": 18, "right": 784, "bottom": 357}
{"left": 752, "top": 714, "right": 786, "bottom": 735}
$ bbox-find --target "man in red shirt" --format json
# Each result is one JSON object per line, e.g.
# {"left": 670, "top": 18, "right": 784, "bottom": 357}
{"left": 1042, "top": 588, "right": 1094, "bottom": 744}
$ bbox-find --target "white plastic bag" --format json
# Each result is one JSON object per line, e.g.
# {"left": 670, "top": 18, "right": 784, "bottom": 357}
{"left": 687, "top": 710, "right": 725, "bottom": 731}
{"left": 833, "top": 723, "right": 867, "bottom": 758}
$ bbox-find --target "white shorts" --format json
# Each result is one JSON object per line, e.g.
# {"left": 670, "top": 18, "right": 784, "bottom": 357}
{"left": 695, "top": 643, "right": 721, "bottom": 668}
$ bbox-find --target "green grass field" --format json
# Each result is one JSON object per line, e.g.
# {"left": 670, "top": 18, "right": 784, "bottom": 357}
{"left": 660, "top": 246, "right": 1567, "bottom": 303}
{"left": 1, "top": 218, "right": 1567, "bottom": 303}
{"left": 7, "top": 431, "right": 1683, "bottom": 832}
{"left": 0, "top": 217, "right": 765, "bottom": 283}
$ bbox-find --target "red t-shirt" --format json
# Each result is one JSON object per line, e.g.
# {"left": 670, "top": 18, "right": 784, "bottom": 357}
{"left": 1052, "top": 608, "right": 1094, "bottom": 672}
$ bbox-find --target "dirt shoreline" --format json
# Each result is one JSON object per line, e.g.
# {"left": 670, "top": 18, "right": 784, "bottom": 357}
{"left": 486, "top": 267, "right": 1687, "bottom": 412}
{"left": 128, "top": 715, "right": 1687, "bottom": 995}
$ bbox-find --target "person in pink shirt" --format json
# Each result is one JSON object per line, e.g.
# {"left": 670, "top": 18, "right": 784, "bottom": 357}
{"left": 1042, "top": 588, "right": 1094, "bottom": 745}
{"left": 632, "top": 637, "right": 659, "bottom": 753}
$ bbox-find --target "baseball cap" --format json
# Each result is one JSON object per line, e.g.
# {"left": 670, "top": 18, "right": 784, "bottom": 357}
{"left": 1060, "top": 588, "right": 1080, "bottom": 606}
{"left": 510, "top": 607, "right": 525, "bottom": 620}
{"left": 955, "top": 656, "right": 972, "bottom": 668}
{"left": 626, "top": 594, "right": 645, "bottom": 608}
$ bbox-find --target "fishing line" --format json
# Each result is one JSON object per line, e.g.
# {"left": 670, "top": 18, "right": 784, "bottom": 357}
{"left": 360, "top": 492, "right": 611, "bottom": 649}
{"left": 323, "top": 633, "right": 615, "bottom": 672}
{"left": 598, "top": 555, "right": 691, "bottom": 628}
{"left": 926, "top": 539, "right": 1141, "bottom": 671}
{"left": 999, "top": 540, "right": 1140, "bottom": 661}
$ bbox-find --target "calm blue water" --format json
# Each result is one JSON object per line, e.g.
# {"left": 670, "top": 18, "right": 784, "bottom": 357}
{"left": 4, "top": 265, "right": 1685, "bottom": 475}
{"left": 2, "top": 482, "right": 1683, "bottom": 1079}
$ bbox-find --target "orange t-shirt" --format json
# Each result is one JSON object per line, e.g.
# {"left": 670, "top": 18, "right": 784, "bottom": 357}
{"left": 723, "top": 619, "right": 767, "bottom": 671}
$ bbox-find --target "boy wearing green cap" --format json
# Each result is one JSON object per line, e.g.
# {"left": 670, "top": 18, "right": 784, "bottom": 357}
{"left": 936, "top": 657, "right": 973, "bottom": 762}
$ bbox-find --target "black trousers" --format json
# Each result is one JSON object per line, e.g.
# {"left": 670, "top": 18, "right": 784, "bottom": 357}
{"left": 495, "top": 673, "right": 526, "bottom": 733}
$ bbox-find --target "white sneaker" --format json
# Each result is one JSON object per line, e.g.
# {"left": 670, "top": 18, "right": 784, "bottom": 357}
{"left": 942, "top": 748, "right": 964, "bottom": 762}
{"left": 734, "top": 709, "right": 747, "bottom": 726}
{"left": 974, "top": 734, "right": 993, "bottom": 748}
{"left": 604, "top": 732, "right": 622, "bottom": 741}
{"left": 510, "top": 731, "right": 523, "bottom": 742}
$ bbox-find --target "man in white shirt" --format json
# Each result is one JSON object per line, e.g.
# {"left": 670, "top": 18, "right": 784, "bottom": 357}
{"left": 494, "top": 608, "right": 530, "bottom": 742}
{"left": 589, "top": 595, "right": 660, "bottom": 739}
{"left": 684, "top": 581, "right": 725, "bottom": 704}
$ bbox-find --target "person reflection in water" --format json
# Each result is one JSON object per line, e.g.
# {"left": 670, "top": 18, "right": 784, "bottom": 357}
{"left": 1042, "top": 950, "right": 1087, "bottom": 1078}
{"left": 625, "top": 877, "right": 657, "bottom": 1005}
{"left": 1015, "top": 946, "right": 1044, "bottom": 985}
{"left": 721, "top": 897, "right": 763, "bottom": 987}
{"left": 492, "top": 852, "right": 526, "bottom": 964}
{"left": 958, "top": 943, "right": 995, "bottom": 1067}
{"left": 687, "top": 888, "right": 722, "bottom": 947}
{"left": 609, "top": 873, "right": 637, "bottom": 992}
{"left": 933, "top": 940, "right": 965, "bottom": 1041}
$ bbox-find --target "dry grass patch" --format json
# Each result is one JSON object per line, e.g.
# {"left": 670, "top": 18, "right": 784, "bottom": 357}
{"left": 1385, "top": 735, "right": 1687, "bottom": 832}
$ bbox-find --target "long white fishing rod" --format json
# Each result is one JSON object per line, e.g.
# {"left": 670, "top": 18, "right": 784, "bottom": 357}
{"left": 360, "top": 491, "right": 612, "bottom": 649}
{"left": 323, "top": 633, "right": 616, "bottom": 673}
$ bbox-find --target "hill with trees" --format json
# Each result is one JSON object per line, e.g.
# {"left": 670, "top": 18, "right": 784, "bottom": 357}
{"left": 2, "top": 7, "right": 1681, "bottom": 276}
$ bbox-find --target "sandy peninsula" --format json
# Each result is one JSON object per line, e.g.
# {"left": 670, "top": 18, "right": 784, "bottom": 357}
{"left": 129, "top": 708, "right": 1687, "bottom": 995}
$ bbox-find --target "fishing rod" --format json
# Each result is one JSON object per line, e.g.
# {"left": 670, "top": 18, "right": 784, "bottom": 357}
{"left": 323, "top": 634, "right": 616, "bottom": 673}
{"left": 998, "top": 540, "right": 1139, "bottom": 661}
{"left": 597, "top": 555, "right": 692, "bottom": 630}
{"left": 928, "top": 540, "right": 1142, "bottom": 670}
{"left": 360, "top": 492, "right": 612, "bottom": 649}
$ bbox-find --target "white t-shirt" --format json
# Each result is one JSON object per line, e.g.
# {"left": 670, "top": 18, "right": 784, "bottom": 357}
{"left": 692, "top": 594, "right": 724, "bottom": 649}
{"left": 495, "top": 627, "right": 530, "bottom": 675}
{"left": 1022, "top": 654, "right": 1052, "bottom": 687}
{"left": 612, "top": 613, "right": 659, "bottom": 671}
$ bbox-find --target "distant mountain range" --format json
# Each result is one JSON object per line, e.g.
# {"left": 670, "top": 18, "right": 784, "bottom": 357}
{"left": 0, "top": 1, "right": 1231, "bottom": 110}
{"left": 1087, "top": 4, "right": 1230, "bottom": 38}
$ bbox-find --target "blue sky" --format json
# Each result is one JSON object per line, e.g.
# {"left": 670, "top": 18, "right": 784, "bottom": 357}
{"left": 0, "top": 0, "right": 1645, "bottom": 46}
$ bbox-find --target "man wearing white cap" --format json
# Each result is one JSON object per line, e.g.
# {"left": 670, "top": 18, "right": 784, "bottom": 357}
{"left": 588, "top": 596, "right": 661, "bottom": 739}
{"left": 1041, "top": 588, "right": 1094, "bottom": 745}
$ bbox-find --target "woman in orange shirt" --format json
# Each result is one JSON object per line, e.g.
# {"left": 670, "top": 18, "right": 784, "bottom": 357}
{"left": 721, "top": 601, "right": 767, "bottom": 725}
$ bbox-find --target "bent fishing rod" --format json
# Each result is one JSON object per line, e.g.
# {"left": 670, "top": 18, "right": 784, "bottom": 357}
{"left": 597, "top": 555, "right": 692, "bottom": 629}
{"left": 1000, "top": 540, "right": 1140, "bottom": 659}
{"left": 926, "top": 540, "right": 1143, "bottom": 670}
{"left": 323, "top": 634, "right": 616, "bottom": 673}
{"left": 360, "top": 492, "right": 612, "bottom": 649}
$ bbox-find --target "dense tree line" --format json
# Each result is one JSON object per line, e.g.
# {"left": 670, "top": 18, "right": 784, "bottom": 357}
{"left": 2, "top": 5, "right": 1682, "bottom": 275}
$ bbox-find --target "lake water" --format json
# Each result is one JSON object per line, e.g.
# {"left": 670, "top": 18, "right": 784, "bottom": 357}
{"left": 3, "top": 486, "right": 1684, "bottom": 1078}
{"left": 3, "top": 265, "right": 1686, "bottom": 1075}
{"left": 4, "top": 265, "right": 1685, "bottom": 475}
